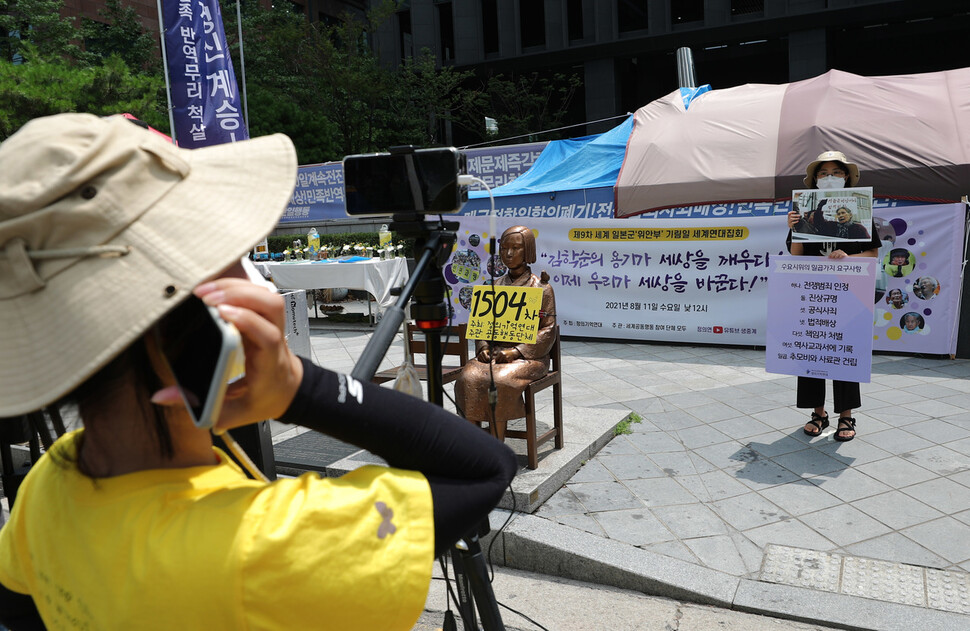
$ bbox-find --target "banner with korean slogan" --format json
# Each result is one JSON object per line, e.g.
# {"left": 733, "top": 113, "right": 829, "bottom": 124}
{"left": 443, "top": 205, "right": 963, "bottom": 353}
{"left": 162, "top": 0, "right": 248, "bottom": 147}
{"left": 446, "top": 216, "right": 788, "bottom": 346}
{"left": 765, "top": 256, "right": 877, "bottom": 382}
{"left": 466, "top": 285, "right": 544, "bottom": 344}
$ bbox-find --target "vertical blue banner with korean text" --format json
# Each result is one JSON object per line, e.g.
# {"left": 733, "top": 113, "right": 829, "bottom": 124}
{"left": 765, "top": 256, "right": 877, "bottom": 382}
{"left": 163, "top": 0, "right": 248, "bottom": 147}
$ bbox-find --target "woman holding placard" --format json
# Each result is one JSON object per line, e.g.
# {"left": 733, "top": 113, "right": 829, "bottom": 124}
{"left": 785, "top": 151, "right": 881, "bottom": 442}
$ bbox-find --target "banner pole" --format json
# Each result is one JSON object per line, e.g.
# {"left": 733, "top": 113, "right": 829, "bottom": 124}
{"left": 155, "top": 0, "right": 178, "bottom": 145}
{"left": 951, "top": 197, "right": 970, "bottom": 359}
{"left": 234, "top": 0, "right": 250, "bottom": 133}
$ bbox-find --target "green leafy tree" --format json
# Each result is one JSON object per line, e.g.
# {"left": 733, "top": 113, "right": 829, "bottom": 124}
{"left": 222, "top": 0, "right": 342, "bottom": 163}
{"left": 81, "top": 0, "right": 157, "bottom": 72}
{"left": 0, "top": 0, "right": 82, "bottom": 61}
{"left": 456, "top": 70, "right": 582, "bottom": 145}
{"left": 0, "top": 45, "right": 166, "bottom": 139}
{"left": 223, "top": 0, "right": 580, "bottom": 160}
{"left": 290, "top": 6, "right": 395, "bottom": 157}
{"left": 0, "top": 0, "right": 166, "bottom": 140}
{"left": 246, "top": 88, "right": 341, "bottom": 164}
{"left": 384, "top": 49, "right": 477, "bottom": 147}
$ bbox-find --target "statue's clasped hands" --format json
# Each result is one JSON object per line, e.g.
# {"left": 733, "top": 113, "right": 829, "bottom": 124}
{"left": 476, "top": 347, "right": 522, "bottom": 364}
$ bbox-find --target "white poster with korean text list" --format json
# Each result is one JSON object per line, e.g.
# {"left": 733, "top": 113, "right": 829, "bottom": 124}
{"left": 765, "top": 257, "right": 876, "bottom": 382}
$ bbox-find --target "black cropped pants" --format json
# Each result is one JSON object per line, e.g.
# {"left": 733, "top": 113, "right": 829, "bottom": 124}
{"left": 796, "top": 377, "right": 861, "bottom": 414}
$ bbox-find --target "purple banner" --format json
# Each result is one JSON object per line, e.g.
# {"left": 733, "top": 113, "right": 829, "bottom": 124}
{"left": 765, "top": 256, "right": 877, "bottom": 382}
{"left": 162, "top": 0, "right": 248, "bottom": 148}
{"left": 870, "top": 203, "right": 965, "bottom": 356}
{"left": 464, "top": 142, "right": 546, "bottom": 191}
{"left": 282, "top": 162, "right": 345, "bottom": 223}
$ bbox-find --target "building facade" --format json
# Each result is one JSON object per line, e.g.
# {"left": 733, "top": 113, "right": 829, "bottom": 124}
{"left": 372, "top": 0, "right": 970, "bottom": 136}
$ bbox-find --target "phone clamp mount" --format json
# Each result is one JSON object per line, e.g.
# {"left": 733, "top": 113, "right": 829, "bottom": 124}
{"left": 351, "top": 214, "right": 506, "bottom": 631}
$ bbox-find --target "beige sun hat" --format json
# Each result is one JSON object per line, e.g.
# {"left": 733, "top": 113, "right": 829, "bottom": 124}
{"left": 0, "top": 113, "right": 297, "bottom": 417}
{"left": 803, "top": 150, "right": 861, "bottom": 187}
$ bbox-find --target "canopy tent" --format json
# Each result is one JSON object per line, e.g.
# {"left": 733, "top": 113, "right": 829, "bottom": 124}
{"left": 468, "top": 115, "right": 633, "bottom": 200}
{"left": 615, "top": 68, "right": 970, "bottom": 217}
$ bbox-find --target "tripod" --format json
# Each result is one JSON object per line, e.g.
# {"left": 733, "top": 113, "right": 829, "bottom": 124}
{"left": 351, "top": 214, "right": 506, "bottom": 631}
{"left": 0, "top": 407, "right": 66, "bottom": 511}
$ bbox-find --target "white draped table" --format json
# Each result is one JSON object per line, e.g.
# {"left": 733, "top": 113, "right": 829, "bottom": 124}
{"left": 256, "top": 257, "right": 409, "bottom": 312}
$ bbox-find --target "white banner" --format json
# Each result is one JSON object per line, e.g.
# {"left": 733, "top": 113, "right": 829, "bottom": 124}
{"left": 446, "top": 216, "right": 786, "bottom": 345}
{"left": 444, "top": 204, "right": 964, "bottom": 353}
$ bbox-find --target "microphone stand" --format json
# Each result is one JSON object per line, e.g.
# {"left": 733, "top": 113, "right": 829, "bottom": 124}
{"left": 351, "top": 214, "right": 506, "bottom": 631}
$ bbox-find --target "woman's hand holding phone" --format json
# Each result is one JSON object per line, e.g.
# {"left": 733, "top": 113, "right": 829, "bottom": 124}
{"left": 192, "top": 278, "right": 304, "bottom": 432}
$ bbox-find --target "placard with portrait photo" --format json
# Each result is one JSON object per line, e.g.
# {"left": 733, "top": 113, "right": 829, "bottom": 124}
{"left": 790, "top": 187, "right": 874, "bottom": 243}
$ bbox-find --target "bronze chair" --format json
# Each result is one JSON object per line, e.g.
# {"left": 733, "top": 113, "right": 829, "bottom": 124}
{"left": 504, "top": 325, "right": 563, "bottom": 470}
{"left": 372, "top": 322, "right": 469, "bottom": 385}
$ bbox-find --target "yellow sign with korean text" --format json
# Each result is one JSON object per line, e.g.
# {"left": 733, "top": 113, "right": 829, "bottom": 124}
{"left": 467, "top": 285, "right": 544, "bottom": 344}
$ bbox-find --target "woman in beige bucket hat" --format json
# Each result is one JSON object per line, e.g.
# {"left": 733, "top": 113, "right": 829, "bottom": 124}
{"left": 785, "top": 150, "right": 881, "bottom": 442}
{"left": 0, "top": 114, "right": 514, "bottom": 629}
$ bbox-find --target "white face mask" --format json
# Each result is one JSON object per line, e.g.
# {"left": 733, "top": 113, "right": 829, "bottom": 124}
{"left": 816, "top": 175, "right": 846, "bottom": 190}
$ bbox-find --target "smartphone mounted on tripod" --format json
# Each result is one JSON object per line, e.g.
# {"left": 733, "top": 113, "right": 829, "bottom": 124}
{"left": 343, "top": 147, "right": 506, "bottom": 631}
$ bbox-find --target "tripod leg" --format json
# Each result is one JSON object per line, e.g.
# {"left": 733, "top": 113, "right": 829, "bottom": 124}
{"left": 26, "top": 412, "right": 54, "bottom": 452}
{"left": 451, "top": 535, "right": 505, "bottom": 631}
{"left": 449, "top": 548, "right": 477, "bottom": 631}
{"left": 45, "top": 406, "right": 67, "bottom": 437}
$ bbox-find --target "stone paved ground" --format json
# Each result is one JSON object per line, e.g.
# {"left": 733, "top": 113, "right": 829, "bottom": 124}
{"left": 305, "top": 323, "right": 970, "bottom": 620}
{"left": 538, "top": 341, "right": 970, "bottom": 582}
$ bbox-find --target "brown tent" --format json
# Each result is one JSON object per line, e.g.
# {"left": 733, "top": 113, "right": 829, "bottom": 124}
{"left": 614, "top": 68, "right": 970, "bottom": 217}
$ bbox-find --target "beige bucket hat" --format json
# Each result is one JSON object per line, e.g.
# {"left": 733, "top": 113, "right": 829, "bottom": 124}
{"left": 0, "top": 113, "right": 297, "bottom": 416}
{"left": 803, "top": 150, "right": 861, "bottom": 187}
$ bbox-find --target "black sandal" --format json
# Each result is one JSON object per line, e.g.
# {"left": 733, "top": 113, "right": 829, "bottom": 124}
{"left": 835, "top": 417, "right": 856, "bottom": 442}
{"left": 803, "top": 412, "right": 829, "bottom": 436}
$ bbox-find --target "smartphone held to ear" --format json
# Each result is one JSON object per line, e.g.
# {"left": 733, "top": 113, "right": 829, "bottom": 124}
{"left": 156, "top": 296, "right": 243, "bottom": 429}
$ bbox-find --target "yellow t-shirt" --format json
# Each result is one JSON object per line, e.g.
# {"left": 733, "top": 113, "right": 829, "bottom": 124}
{"left": 0, "top": 430, "right": 433, "bottom": 630}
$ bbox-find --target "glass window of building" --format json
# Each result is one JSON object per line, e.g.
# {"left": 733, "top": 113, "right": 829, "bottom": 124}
{"left": 482, "top": 0, "right": 499, "bottom": 55}
{"left": 731, "top": 0, "right": 764, "bottom": 17}
{"left": 567, "top": 0, "right": 584, "bottom": 41}
{"left": 520, "top": 0, "right": 545, "bottom": 49}
{"left": 436, "top": 1, "right": 454, "bottom": 61}
{"left": 617, "top": 0, "right": 648, "bottom": 33}
{"left": 398, "top": 10, "right": 413, "bottom": 60}
{"left": 671, "top": 0, "right": 704, "bottom": 25}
